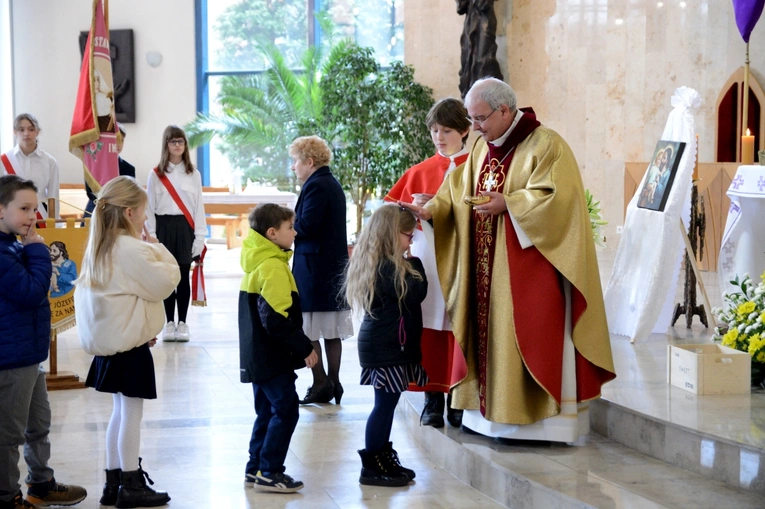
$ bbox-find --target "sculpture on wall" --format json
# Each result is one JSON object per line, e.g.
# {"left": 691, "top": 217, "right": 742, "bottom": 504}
{"left": 79, "top": 29, "right": 135, "bottom": 123}
{"left": 456, "top": 0, "right": 503, "bottom": 99}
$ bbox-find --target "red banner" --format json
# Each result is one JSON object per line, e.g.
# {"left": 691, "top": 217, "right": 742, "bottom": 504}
{"left": 69, "top": 0, "right": 119, "bottom": 194}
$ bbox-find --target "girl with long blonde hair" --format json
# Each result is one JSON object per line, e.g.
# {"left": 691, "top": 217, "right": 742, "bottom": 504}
{"left": 345, "top": 204, "right": 428, "bottom": 487}
{"left": 75, "top": 176, "right": 179, "bottom": 508}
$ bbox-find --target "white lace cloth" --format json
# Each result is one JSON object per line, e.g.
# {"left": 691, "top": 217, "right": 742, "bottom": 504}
{"left": 604, "top": 86, "right": 701, "bottom": 342}
{"left": 718, "top": 165, "right": 765, "bottom": 295}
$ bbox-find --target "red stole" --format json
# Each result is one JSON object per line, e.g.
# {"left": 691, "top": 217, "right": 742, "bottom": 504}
{"left": 1, "top": 153, "right": 46, "bottom": 228}
{"left": 153, "top": 168, "right": 207, "bottom": 307}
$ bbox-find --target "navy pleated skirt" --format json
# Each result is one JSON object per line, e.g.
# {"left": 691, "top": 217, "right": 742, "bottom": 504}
{"left": 85, "top": 343, "right": 157, "bottom": 399}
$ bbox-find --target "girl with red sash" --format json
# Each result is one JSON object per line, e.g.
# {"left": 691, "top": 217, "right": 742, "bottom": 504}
{"left": 145, "top": 126, "right": 207, "bottom": 342}
{"left": 384, "top": 98, "right": 471, "bottom": 428}
{"left": 1, "top": 114, "right": 59, "bottom": 225}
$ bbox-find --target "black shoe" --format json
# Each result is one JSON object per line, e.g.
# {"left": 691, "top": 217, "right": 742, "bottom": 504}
{"left": 333, "top": 382, "right": 344, "bottom": 404}
{"left": 100, "top": 468, "right": 122, "bottom": 506}
{"left": 420, "top": 392, "right": 445, "bottom": 428}
{"left": 461, "top": 424, "right": 480, "bottom": 435}
{"left": 299, "top": 380, "right": 335, "bottom": 404}
{"left": 446, "top": 393, "right": 463, "bottom": 428}
{"left": 357, "top": 449, "right": 410, "bottom": 487}
{"left": 384, "top": 442, "right": 415, "bottom": 480}
{"left": 115, "top": 459, "right": 170, "bottom": 508}
{"left": 252, "top": 471, "right": 304, "bottom": 493}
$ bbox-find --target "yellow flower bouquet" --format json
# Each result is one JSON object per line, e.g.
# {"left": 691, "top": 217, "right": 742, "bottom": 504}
{"left": 712, "top": 271, "right": 765, "bottom": 387}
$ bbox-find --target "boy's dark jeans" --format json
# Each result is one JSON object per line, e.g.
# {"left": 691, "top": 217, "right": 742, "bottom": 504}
{"left": 246, "top": 372, "right": 300, "bottom": 475}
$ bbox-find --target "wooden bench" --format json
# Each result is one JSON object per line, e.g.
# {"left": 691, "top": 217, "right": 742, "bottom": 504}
{"left": 57, "top": 184, "right": 297, "bottom": 249}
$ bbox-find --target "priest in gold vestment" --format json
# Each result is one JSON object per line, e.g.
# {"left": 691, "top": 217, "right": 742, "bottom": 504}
{"left": 402, "top": 78, "right": 616, "bottom": 442}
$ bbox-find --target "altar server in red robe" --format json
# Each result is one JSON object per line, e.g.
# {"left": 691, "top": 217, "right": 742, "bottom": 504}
{"left": 384, "top": 98, "right": 471, "bottom": 428}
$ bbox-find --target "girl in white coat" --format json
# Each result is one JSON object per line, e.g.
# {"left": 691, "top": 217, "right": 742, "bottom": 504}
{"left": 75, "top": 176, "right": 180, "bottom": 508}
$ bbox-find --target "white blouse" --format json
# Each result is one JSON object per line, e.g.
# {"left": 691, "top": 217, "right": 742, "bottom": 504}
{"left": 145, "top": 161, "right": 207, "bottom": 257}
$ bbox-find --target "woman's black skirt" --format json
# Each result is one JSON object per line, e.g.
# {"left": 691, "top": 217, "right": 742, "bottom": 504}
{"left": 85, "top": 343, "right": 157, "bottom": 399}
{"left": 156, "top": 214, "right": 193, "bottom": 265}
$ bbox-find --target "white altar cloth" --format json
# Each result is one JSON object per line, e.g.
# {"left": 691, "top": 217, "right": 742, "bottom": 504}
{"left": 718, "top": 165, "right": 765, "bottom": 295}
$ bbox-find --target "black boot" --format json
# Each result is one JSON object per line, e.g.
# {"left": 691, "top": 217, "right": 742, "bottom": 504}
{"left": 446, "top": 392, "right": 463, "bottom": 428}
{"left": 420, "top": 392, "right": 445, "bottom": 427}
{"left": 357, "top": 449, "right": 410, "bottom": 487}
{"left": 115, "top": 459, "right": 170, "bottom": 508}
{"left": 384, "top": 442, "right": 415, "bottom": 480}
{"left": 100, "top": 468, "right": 121, "bottom": 506}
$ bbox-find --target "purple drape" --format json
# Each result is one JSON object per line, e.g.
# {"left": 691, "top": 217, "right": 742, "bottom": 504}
{"left": 733, "top": 0, "right": 765, "bottom": 42}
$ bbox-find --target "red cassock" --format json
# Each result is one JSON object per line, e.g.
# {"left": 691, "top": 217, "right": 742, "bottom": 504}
{"left": 385, "top": 153, "right": 469, "bottom": 392}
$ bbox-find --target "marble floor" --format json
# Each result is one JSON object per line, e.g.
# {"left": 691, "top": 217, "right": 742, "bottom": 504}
{"left": 29, "top": 245, "right": 505, "bottom": 509}
{"left": 21, "top": 244, "right": 765, "bottom": 508}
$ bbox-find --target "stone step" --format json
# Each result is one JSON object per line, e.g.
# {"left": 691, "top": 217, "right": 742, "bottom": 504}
{"left": 590, "top": 396, "right": 765, "bottom": 495}
{"left": 401, "top": 392, "right": 764, "bottom": 509}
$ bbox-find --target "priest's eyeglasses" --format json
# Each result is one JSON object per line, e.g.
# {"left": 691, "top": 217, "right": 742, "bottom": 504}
{"left": 401, "top": 231, "right": 415, "bottom": 241}
{"left": 167, "top": 138, "right": 186, "bottom": 146}
{"left": 466, "top": 109, "right": 497, "bottom": 126}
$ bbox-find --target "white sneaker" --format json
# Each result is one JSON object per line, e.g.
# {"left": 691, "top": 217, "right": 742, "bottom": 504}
{"left": 162, "top": 322, "right": 176, "bottom": 342}
{"left": 175, "top": 321, "right": 190, "bottom": 342}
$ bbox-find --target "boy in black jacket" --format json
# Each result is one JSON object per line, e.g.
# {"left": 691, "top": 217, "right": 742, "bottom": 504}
{"left": 238, "top": 203, "right": 318, "bottom": 493}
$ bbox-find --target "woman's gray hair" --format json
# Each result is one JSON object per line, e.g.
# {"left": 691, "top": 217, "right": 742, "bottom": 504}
{"left": 465, "top": 77, "right": 517, "bottom": 112}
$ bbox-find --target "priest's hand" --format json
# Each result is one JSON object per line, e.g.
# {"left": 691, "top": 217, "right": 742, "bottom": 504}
{"left": 398, "top": 201, "right": 432, "bottom": 221}
{"left": 474, "top": 192, "right": 507, "bottom": 216}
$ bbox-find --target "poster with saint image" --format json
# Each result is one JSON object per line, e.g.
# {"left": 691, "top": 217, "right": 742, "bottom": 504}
{"left": 637, "top": 140, "right": 686, "bottom": 212}
{"left": 45, "top": 224, "right": 88, "bottom": 334}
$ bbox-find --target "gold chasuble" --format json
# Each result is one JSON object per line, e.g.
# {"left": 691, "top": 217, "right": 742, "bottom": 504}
{"left": 427, "top": 110, "right": 616, "bottom": 424}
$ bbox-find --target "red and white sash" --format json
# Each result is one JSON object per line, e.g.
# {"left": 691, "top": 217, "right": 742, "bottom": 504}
{"left": 1, "top": 153, "right": 46, "bottom": 228}
{"left": 154, "top": 168, "right": 207, "bottom": 306}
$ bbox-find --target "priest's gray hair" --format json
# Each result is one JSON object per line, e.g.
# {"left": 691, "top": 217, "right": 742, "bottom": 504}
{"left": 466, "top": 78, "right": 517, "bottom": 113}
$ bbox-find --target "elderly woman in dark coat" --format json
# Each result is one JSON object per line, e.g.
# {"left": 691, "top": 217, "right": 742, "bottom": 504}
{"left": 290, "top": 135, "right": 352, "bottom": 404}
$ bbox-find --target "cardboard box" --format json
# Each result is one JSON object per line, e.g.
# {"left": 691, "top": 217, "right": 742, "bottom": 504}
{"left": 667, "top": 344, "right": 751, "bottom": 395}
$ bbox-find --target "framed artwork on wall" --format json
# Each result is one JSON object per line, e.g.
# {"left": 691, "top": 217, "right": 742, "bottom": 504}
{"left": 637, "top": 140, "right": 686, "bottom": 212}
{"left": 78, "top": 29, "right": 135, "bottom": 123}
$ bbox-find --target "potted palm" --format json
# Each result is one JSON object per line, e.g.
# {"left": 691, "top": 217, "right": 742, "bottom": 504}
{"left": 321, "top": 44, "right": 434, "bottom": 234}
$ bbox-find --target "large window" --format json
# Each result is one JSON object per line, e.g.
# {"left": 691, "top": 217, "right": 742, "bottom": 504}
{"left": 195, "top": 0, "right": 404, "bottom": 187}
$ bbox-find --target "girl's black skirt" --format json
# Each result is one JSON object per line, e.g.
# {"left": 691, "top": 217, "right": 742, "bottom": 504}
{"left": 156, "top": 214, "right": 193, "bottom": 265}
{"left": 85, "top": 343, "right": 157, "bottom": 399}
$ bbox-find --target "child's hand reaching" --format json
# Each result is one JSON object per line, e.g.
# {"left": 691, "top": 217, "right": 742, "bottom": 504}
{"left": 305, "top": 350, "right": 318, "bottom": 368}
{"left": 148, "top": 337, "right": 157, "bottom": 347}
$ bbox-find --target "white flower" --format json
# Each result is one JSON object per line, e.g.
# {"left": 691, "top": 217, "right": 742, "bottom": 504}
{"left": 738, "top": 323, "right": 747, "bottom": 332}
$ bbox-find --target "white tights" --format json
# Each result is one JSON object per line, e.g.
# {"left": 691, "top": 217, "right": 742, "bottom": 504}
{"left": 105, "top": 393, "right": 143, "bottom": 471}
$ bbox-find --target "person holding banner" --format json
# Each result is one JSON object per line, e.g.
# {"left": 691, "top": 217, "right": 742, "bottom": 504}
{"left": 146, "top": 126, "right": 207, "bottom": 342}
{"left": 1, "top": 114, "right": 59, "bottom": 221}
{"left": 0, "top": 175, "right": 87, "bottom": 509}
{"left": 75, "top": 176, "right": 179, "bottom": 508}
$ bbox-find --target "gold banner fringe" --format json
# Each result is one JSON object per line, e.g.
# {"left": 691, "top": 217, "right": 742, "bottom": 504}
{"left": 192, "top": 300, "right": 208, "bottom": 307}
{"left": 53, "top": 316, "right": 76, "bottom": 335}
